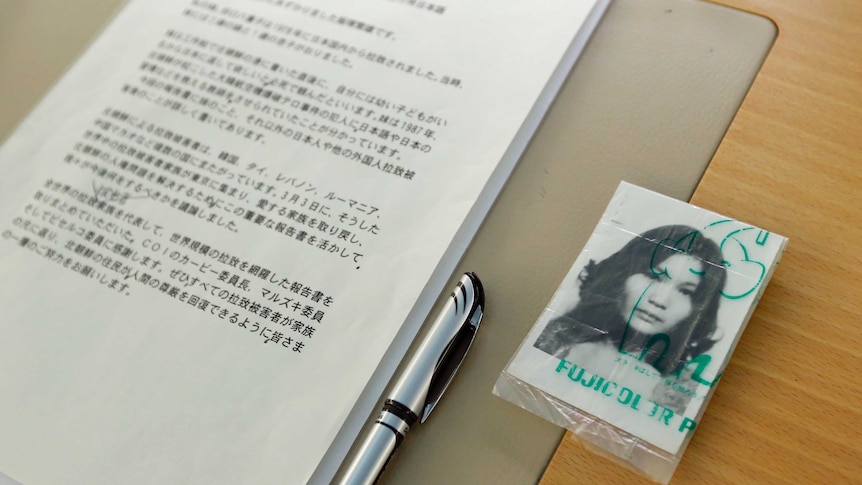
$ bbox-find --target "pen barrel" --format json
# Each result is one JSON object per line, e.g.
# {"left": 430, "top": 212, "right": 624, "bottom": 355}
{"left": 338, "top": 273, "right": 482, "bottom": 484}
{"left": 338, "top": 410, "right": 407, "bottom": 485}
{"left": 387, "top": 274, "right": 480, "bottom": 416}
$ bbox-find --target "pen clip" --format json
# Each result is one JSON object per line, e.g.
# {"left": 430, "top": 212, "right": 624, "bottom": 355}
{"left": 420, "top": 273, "right": 484, "bottom": 423}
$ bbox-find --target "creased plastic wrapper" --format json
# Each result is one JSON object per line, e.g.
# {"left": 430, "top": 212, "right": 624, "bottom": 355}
{"left": 494, "top": 181, "right": 787, "bottom": 483}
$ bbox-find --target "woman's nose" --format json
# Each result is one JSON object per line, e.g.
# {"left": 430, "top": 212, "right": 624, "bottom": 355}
{"left": 646, "top": 286, "right": 669, "bottom": 309}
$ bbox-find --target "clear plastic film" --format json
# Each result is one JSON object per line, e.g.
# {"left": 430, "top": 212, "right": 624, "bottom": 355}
{"left": 494, "top": 182, "right": 788, "bottom": 483}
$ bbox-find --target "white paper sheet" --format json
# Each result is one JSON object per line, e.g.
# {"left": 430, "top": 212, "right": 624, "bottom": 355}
{"left": 0, "top": 1, "right": 602, "bottom": 483}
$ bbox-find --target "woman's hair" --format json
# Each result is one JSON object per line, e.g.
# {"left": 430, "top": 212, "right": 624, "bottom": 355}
{"left": 534, "top": 225, "right": 726, "bottom": 375}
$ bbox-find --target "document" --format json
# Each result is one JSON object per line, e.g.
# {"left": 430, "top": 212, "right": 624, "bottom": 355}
{"left": 0, "top": 1, "right": 604, "bottom": 483}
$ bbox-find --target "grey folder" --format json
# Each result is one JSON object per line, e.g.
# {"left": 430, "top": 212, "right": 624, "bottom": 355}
{"left": 0, "top": 0, "right": 775, "bottom": 484}
{"left": 329, "top": 0, "right": 775, "bottom": 484}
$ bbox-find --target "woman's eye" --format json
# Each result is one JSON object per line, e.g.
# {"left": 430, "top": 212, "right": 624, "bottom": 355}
{"left": 678, "top": 287, "right": 694, "bottom": 296}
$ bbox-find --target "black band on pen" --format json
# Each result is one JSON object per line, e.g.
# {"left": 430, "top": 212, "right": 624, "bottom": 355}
{"left": 382, "top": 399, "right": 419, "bottom": 427}
{"left": 376, "top": 420, "right": 406, "bottom": 447}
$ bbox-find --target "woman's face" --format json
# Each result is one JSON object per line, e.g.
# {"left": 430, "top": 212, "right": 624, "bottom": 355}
{"left": 620, "top": 254, "right": 702, "bottom": 335}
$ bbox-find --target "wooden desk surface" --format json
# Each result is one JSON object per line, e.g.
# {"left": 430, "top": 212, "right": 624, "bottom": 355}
{"left": 542, "top": 0, "right": 862, "bottom": 483}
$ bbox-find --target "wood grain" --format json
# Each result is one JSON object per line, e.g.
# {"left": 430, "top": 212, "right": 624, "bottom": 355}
{"left": 541, "top": 0, "right": 862, "bottom": 483}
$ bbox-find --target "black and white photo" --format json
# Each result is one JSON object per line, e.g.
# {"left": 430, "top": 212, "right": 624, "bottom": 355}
{"left": 498, "top": 182, "right": 787, "bottom": 457}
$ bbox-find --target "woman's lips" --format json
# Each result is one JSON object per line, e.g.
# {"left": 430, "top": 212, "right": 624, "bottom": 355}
{"left": 635, "top": 308, "right": 664, "bottom": 324}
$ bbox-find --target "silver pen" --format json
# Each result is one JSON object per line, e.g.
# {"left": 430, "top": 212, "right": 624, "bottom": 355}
{"left": 338, "top": 272, "right": 485, "bottom": 485}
